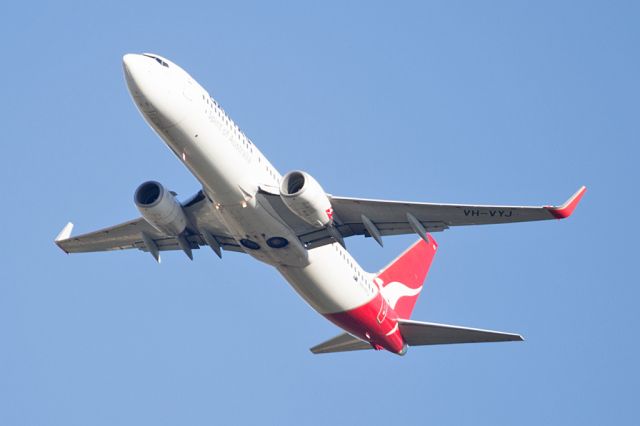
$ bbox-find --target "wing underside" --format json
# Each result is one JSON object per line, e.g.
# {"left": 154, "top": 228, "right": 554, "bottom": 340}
{"left": 55, "top": 191, "right": 241, "bottom": 258}
{"left": 258, "top": 186, "right": 586, "bottom": 249}
{"left": 56, "top": 186, "right": 585, "bottom": 257}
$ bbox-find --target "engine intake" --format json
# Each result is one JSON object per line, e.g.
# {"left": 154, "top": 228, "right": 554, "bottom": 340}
{"left": 134, "top": 181, "right": 187, "bottom": 236}
{"left": 280, "top": 171, "right": 333, "bottom": 228}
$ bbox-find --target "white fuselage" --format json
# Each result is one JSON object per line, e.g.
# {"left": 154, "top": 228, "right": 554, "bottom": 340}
{"left": 123, "top": 54, "right": 378, "bottom": 316}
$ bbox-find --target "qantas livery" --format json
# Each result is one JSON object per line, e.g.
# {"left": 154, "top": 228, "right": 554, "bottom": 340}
{"left": 55, "top": 53, "right": 585, "bottom": 355}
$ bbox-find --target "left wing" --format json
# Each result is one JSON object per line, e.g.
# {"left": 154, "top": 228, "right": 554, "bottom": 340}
{"left": 55, "top": 191, "right": 241, "bottom": 260}
{"left": 260, "top": 186, "right": 586, "bottom": 248}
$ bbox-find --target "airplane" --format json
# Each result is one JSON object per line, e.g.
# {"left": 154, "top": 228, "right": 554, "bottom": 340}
{"left": 55, "top": 53, "right": 585, "bottom": 355}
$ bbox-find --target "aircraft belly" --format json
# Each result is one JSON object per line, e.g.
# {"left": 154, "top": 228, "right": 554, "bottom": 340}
{"left": 162, "top": 114, "right": 256, "bottom": 205}
{"left": 138, "top": 69, "right": 372, "bottom": 310}
{"left": 217, "top": 201, "right": 310, "bottom": 267}
{"left": 153, "top": 106, "right": 316, "bottom": 268}
{"left": 277, "top": 244, "right": 375, "bottom": 314}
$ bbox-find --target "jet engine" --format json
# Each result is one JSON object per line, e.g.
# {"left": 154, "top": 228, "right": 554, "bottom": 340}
{"left": 280, "top": 171, "right": 333, "bottom": 228}
{"left": 134, "top": 181, "right": 188, "bottom": 236}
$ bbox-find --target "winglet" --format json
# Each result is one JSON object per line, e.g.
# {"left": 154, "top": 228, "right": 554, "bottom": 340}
{"left": 546, "top": 186, "right": 586, "bottom": 219}
{"left": 55, "top": 222, "right": 74, "bottom": 253}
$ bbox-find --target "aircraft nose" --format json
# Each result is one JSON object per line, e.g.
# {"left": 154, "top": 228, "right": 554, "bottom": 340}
{"left": 122, "top": 53, "right": 188, "bottom": 129}
{"left": 122, "top": 53, "right": 135, "bottom": 69}
{"left": 122, "top": 53, "right": 152, "bottom": 95}
{"left": 122, "top": 53, "right": 147, "bottom": 71}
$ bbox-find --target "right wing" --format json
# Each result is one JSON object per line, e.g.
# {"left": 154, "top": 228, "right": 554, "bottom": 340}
{"left": 55, "top": 190, "right": 241, "bottom": 259}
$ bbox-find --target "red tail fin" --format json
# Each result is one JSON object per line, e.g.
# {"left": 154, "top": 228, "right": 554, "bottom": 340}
{"left": 375, "top": 236, "right": 438, "bottom": 319}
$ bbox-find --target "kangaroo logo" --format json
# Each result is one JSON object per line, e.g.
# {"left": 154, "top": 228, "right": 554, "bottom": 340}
{"left": 375, "top": 277, "right": 423, "bottom": 309}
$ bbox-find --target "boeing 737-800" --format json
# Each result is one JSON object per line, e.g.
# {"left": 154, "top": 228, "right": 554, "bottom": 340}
{"left": 55, "top": 53, "right": 585, "bottom": 355}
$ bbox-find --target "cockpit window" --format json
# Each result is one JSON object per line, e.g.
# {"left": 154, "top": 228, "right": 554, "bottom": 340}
{"left": 142, "top": 54, "right": 169, "bottom": 68}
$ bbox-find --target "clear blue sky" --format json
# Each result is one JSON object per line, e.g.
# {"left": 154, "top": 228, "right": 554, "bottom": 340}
{"left": 1, "top": 1, "right": 638, "bottom": 425}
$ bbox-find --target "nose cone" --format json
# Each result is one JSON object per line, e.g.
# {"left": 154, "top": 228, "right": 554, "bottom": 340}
{"left": 123, "top": 54, "right": 145, "bottom": 77}
{"left": 123, "top": 54, "right": 152, "bottom": 97}
{"left": 122, "top": 53, "right": 138, "bottom": 70}
{"left": 122, "top": 53, "right": 188, "bottom": 129}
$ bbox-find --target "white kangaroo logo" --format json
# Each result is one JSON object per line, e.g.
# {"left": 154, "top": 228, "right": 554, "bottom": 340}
{"left": 375, "top": 277, "right": 423, "bottom": 309}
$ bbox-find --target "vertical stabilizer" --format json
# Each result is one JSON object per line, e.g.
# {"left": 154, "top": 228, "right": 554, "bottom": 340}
{"left": 375, "top": 236, "right": 438, "bottom": 319}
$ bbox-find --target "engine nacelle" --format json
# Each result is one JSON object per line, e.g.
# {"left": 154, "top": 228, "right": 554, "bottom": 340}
{"left": 280, "top": 171, "right": 333, "bottom": 228}
{"left": 134, "top": 181, "right": 187, "bottom": 236}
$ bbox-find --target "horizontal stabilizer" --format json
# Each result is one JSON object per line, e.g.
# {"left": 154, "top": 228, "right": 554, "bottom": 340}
{"left": 398, "top": 319, "right": 523, "bottom": 346}
{"left": 310, "top": 332, "right": 372, "bottom": 354}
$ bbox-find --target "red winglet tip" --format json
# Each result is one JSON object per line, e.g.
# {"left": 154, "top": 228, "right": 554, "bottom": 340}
{"left": 547, "top": 186, "right": 586, "bottom": 219}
